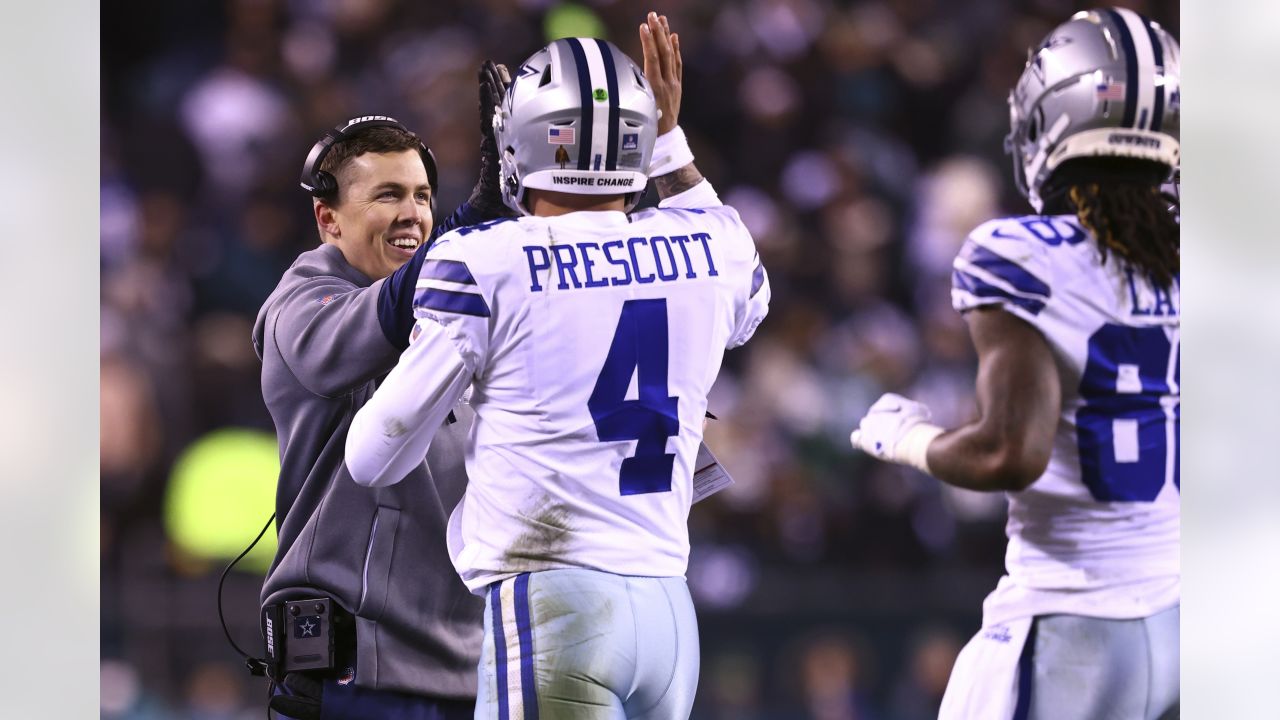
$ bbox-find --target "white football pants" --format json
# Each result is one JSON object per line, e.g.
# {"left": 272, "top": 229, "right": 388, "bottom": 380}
{"left": 941, "top": 604, "right": 1180, "bottom": 719}
{"left": 476, "top": 568, "right": 699, "bottom": 720}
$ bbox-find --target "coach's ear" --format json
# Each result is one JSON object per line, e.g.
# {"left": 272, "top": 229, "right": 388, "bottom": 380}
{"left": 315, "top": 198, "right": 341, "bottom": 240}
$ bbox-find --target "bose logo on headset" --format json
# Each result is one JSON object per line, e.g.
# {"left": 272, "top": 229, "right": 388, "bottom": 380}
{"left": 300, "top": 114, "right": 439, "bottom": 212}
{"left": 344, "top": 115, "right": 396, "bottom": 128}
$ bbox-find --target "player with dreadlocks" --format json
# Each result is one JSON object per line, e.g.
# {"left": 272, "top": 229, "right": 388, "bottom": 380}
{"left": 1051, "top": 157, "right": 1180, "bottom": 288}
{"left": 851, "top": 8, "right": 1180, "bottom": 719}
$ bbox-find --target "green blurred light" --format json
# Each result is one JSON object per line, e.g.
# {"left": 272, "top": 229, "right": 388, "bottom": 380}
{"left": 544, "top": 3, "right": 607, "bottom": 42}
{"left": 165, "top": 428, "right": 279, "bottom": 573}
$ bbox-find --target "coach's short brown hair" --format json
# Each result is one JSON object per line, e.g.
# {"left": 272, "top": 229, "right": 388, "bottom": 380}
{"left": 318, "top": 126, "right": 426, "bottom": 204}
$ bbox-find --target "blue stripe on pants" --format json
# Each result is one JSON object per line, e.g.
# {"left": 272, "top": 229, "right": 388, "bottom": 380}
{"left": 1012, "top": 618, "right": 1038, "bottom": 720}
{"left": 514, "top": 573, "right": 539, "bottom": 719}
{"left": 490, "top": 584, "right": 510, "bottom": 720}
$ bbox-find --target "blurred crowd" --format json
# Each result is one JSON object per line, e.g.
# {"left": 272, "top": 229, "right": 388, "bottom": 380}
{"left": 101, "top": 0, "right": 1177, "bottom": 717}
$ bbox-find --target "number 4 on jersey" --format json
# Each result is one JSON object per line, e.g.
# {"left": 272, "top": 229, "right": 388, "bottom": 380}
{"left": 589, "top": 299, "right": 680, "bottom": 495}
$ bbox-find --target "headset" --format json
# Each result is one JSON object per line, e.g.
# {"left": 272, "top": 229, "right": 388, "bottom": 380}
{"left": 299, "top": 115, "right": 439, "bottom": 213}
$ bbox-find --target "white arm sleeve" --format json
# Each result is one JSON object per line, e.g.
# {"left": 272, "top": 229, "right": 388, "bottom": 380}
{"left": 346, "top": 318, "right": 471, "bottom": 487}
{"left": 658, "top": 178, "right": 722, "bottom": 209}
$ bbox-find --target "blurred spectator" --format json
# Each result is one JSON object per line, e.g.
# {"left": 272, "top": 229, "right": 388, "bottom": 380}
{"left": 695, "top": 647, "right": 767, "bottom": 720}
{"left": 182, "top": 661, "right": 253, "bottom": 720}
{"left": 887, "top": 627, "right": 964, "bottom": 720}
{"left": 788, "top": 630, "right": 880, "bottom": 720}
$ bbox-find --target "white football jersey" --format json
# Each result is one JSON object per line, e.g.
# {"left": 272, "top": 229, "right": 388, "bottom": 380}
{"left": 415, "top": 206, "right": 769, "bottom": 592}
{"left": 952, "top": 214, "right": 1179, "bottom": 623}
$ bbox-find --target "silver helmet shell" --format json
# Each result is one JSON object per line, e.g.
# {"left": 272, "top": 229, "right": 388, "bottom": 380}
{"left": 495, "top": 38, "right": 659, "bottom": 215}
{"left": 1007, "top": 8, "right": 1181, "bottom": 211}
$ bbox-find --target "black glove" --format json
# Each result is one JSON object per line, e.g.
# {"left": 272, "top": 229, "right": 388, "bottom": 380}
{"left": 269, "top": 672, "right": 323, "bottom": 720}
{"left": 468, "top": 60, "right": 516, "bottom": 218}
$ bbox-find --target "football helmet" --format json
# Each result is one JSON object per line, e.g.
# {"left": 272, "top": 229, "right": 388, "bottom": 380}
{"left": 1007, "top": 8, "right": 1181, "bottom": 211}
{"left": 494, "top": 38, "right": 659, "bottom": 215}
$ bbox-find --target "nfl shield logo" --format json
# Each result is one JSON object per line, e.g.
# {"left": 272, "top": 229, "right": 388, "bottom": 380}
{"left": 622, "top": 133, "right": 638, "bottom": 150}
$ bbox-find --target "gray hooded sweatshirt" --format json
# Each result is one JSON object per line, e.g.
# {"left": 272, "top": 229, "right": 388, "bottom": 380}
{"left": 252, "top": 241, "right": 482, "bottom": 699}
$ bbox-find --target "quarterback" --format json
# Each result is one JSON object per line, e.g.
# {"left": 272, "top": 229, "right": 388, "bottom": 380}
{"left": 347, "top": 14, "right": 768, "bottom": 720}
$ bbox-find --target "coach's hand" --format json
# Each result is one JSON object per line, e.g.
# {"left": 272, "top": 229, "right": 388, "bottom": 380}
{"left": 850, "top": 393, "right": 943, "bottom": 474}
{"left": 640, "top": 11, "right": 681, "bottom": 135}
{"left": 470, "top": 60, "right": 515, "bottom": 218}
{"left": 268, "top": 672, "right": 323, "bottom": 720}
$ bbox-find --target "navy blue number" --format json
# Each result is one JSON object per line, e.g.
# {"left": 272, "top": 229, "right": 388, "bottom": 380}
{"left": 992, "top": 217, "right": 1086, "bottom": 246}
{"left": 1077, "top": 324, "right": 1179, "bottom": 501}
{"left": 454, "top": 217, "right": 515, "bottom": 236}
{"left": 589, "top": 299, "right": 679, "bottom": 495}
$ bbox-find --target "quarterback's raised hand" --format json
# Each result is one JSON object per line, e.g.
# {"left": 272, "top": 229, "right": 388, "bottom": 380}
{"left": 850, "top": 393, "right": 944, "bottom": 474}
{"left": 641, "top": 10, "right": 706, "bottom": 198}
{"left": 640, "top": 11, "right": 681, "bottom": 135}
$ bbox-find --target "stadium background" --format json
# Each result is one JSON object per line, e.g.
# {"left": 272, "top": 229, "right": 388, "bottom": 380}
{"left": 100, "top": 0, "right": 1177, "bottom": 717}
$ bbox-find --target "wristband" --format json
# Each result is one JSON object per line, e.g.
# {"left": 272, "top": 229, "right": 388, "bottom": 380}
{"left": 649, "top": 126, "right": 695, "bottom": 177}
{"left": 896, "top": 423, "right": 944, "bottom": 475}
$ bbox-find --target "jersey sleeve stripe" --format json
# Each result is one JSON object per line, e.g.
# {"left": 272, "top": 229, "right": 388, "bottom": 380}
{"left": 750, "top": 261, "right": 766, "bottom": 298}
{"left": 414, "top": 288, "right": 492, "bottom": 318}
{"left": 953, "top": 259, "right": 1049, "bottom": 302}
{"left": 422, "top": 259, "right": 477, "bottom": 285}
{"left": 952, "top": 269, "right": 1046, "bottom": 316}
{"left": 960, "top": 243, "right": 1051, "bottom": 299}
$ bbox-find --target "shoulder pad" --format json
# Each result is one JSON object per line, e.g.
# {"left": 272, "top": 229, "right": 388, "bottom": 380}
{"left": 952, "top": 216, "right": 1072, "bottom": 317}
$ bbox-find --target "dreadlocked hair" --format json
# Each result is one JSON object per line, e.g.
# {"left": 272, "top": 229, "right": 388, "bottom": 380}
{"left": 1042, "top": 158, "right": 1180, "bottom": 290}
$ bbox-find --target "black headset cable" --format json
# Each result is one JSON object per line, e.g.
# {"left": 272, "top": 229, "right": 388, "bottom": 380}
{"left": 218, "top": 512, "right": 276, "bottom": 677}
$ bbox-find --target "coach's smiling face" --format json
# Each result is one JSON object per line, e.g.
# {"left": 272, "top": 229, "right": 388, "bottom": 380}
{"left": 317, "top": 149, "right": 434, "bottom": 281}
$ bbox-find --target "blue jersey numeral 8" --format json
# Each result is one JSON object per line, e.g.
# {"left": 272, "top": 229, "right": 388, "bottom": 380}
{"left": 1077, "top": 324, "right": 1179, "bottom": 502}
{"left": 589, "top": 299, "right": 680, "bottom": 495}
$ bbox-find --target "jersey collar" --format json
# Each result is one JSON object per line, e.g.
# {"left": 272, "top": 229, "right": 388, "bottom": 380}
{"left": 546, "top": 210, "right": 631, "bottom": 227}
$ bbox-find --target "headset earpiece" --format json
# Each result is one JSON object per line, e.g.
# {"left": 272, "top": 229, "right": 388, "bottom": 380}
{"left": 310, "top": 170, "right": 339, "bottom": 200}
{"left": 420, "top": 146, "right": 439, "bottom": 216}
